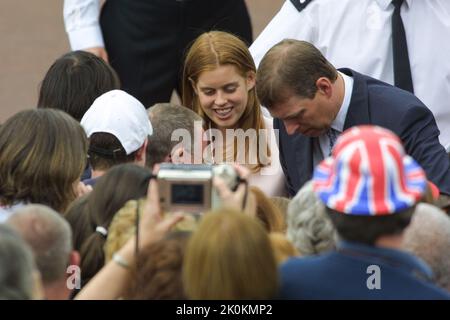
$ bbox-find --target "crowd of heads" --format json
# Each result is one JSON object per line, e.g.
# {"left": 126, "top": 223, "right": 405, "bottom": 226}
{"left": 1, "top": 31, "right": 449, "bottom": 300}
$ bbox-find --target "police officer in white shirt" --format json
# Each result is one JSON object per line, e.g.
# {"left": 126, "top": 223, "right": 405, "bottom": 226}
{"left": 63, "top": 0, "right": 253, "bottom": 109}
{"left": 250, "top": 0, "right": 450, "bottom": 150}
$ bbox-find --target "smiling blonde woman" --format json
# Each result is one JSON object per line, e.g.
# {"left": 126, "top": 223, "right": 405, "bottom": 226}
{"left": 182, "top": 31, "right": 286, "bottom": 197}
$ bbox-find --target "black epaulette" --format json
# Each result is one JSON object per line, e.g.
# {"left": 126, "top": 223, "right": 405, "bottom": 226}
{"left": 289, "top": 0, "right": 314, "bottom": 12}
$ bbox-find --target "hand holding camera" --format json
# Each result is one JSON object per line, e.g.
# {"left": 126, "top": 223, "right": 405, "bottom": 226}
{"left": 213, "top": 163, "right": 254, "bottom": 215}
{"left": 157, "top": 163, "right": 247, "bottom": 215}
{"left": 139, "top": 176, "right": 185, "bottom": 248}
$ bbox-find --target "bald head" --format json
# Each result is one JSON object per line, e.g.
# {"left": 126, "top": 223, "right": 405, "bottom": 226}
{"left": 7, "top": 204, "right": 72, "bottom": 284}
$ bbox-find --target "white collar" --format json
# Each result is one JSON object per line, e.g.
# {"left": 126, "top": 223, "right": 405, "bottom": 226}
{"left": 331, "top": 71, "right": 353, "bottom": 133}
{"left": 374, "top": 0, "right": 411, "bottom": 11}
{"left": 0, "top": 202, "right": 25, "bottom": 223}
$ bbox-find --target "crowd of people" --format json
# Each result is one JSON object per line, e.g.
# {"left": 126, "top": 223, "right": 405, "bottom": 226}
{"left": 1, "top": 0, "right": 450, "bottom": 300}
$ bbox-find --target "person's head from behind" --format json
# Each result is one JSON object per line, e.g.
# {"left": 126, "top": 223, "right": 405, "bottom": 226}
{"left": 403, "top": 203, "right": 450, "bottom": 291}
{"left": 104, "top": 198, "right": 195, "bottom": 267}
{"left": 38, "top": 50, "right": 120, "bottom": 122}
{"left": 65, "top": 164, "right": 152, "bottom": 285}
{"left": 287, "top": 181, "right": 337, "bottom": 255}
{"left": 0, "top": 224, "right": 39, "bottom": 300}
{"left": 103, "top": 199, "right": 144, "bottom": 263}
{"left": 183, "top": 208, "right": 278, "bottom": 299}
{"left": 182, "top": 31, "right": 261, "bottom": 133}
{"left": 257, "top": 39, "right": 340, "bottom": 136}
{"left": 312, "top": 125, "right": 427, "bottom": 246}
{"left": 81, "top": 90, "right": 153, "bottom": 175}
{"left": 7, "top": 204, "right": 78, "bottom": 300}
{"left": 125, "top": 231, "right": 191, "bottom": 299}
{"left": 147, "top": 103, "right": 204, "bottom": 167}
{"left": 0, "top": 109, "right": 87, "bottom": 212}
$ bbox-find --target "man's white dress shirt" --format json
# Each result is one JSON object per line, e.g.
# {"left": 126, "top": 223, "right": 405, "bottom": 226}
{"left": 64, "top": 0, "right": 104, "bottom": 50}
{"left": 250, "top": 0, "right": 450, "bottom": 149}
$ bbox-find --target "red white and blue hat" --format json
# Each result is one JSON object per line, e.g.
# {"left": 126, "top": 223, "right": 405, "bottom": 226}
{"left": 312, "top": 125, "right": 427, "bottom": 215}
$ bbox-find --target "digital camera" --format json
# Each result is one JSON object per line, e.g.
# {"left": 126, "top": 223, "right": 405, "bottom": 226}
{"left": 157, "top": 163, "right": 239, "bottom": 215}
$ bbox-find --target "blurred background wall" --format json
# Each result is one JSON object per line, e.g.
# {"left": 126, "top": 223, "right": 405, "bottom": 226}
{"left": 0, "top": 0, "right": 284, "bottom": 122}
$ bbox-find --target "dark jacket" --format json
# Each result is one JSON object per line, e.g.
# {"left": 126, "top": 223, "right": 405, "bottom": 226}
{"left": 275, "top": 68, "right": 450, "bottom": 196}
{"left": 279, "top": 241, "right": 450, "bottom": 300}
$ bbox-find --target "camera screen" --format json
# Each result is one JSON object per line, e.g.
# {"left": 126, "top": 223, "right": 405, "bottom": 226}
{"left": 171, "top": 184, "right": 204, "bottom": 205}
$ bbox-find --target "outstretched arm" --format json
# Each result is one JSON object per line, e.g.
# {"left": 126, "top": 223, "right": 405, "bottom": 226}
{"left": 75, "top": 178, "right": 183, "bottom": 300}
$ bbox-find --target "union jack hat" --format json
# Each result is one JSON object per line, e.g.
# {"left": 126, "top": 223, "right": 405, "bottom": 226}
{"left": 312, "top": 125, "right": 427, "bottom": 215}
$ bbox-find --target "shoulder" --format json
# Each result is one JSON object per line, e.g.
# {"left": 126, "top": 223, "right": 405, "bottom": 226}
{"left": 279, "top": 254, "right": 338, "bottom": 295}
{"left": 289, "top": 0, "right": 315, "bottom": 12}
{"left": 289, "top": 0, "right": 348, "bottom": 13}
{"left": 370, "top": 85, "right": 429, "bottom": 114}
{"left": 281, "top": 253, "right": 335, "bottom": 274}
{"left": 356, "top": 72, "right": 428, "bottom": 111}
{"left": 262, "top": 115, "right": 273, "bottom": 130}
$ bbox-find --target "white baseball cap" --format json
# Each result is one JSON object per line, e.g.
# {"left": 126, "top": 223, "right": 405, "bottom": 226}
{"left": 81, "top": 90, "right": 153, "bottom": 155}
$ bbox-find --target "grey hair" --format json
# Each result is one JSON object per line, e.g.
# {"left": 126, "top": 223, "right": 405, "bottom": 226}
{"left": 0, "top": 224, "right": 35, "bottom": 299}
{"left": 287, "top": 181, "right": 337, "bottom": 255}
{"left": 403, "top": 203, "right": 450, "bottom": 291}
{"left": 147, "top": 103, "right": 204, "bottom": 167}
{"left": 7, "top": 204, "right": 72, "bottom": 284}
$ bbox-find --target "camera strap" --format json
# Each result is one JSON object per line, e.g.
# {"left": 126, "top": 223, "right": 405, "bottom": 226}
{"left": 238, "top": 177, "right": 249, "bottom": 211}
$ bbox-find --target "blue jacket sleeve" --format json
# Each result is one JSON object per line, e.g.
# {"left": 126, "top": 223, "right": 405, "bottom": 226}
{"left": 399, "top": 105, "right": 450, "bottom": 195}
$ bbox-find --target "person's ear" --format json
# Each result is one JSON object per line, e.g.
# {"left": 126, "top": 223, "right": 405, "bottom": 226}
{"left": 136, "top": 139, "right": 148, "bottom": 164}
{"left": 315, "top": 77, "right": 333, "bottom": 98}
{"left": 164, "top": 153, "right": 172, "bottom": 163}
{"left": 171, "top": 145, "right": 187, "bottom": 164}
{"left": 246, "top": 71, "right": 256, "bottom": 91}
{"left": 189, "top": 77, "right": 199, "bottom": 95}
{"left": 69, "top": 251, "right": 80, "bottom": 269}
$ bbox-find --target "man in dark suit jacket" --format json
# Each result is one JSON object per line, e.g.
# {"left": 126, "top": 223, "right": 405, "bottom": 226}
{"left": 256, "top": 39, "right": 450, "bottom": 197}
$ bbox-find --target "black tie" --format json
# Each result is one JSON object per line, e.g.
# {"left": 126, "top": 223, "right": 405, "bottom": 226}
{"left": 391, "top": 0, "right": 414, "bottom": 93}
{"left": 326, "top": 128, "right": 339, "bottom": 156}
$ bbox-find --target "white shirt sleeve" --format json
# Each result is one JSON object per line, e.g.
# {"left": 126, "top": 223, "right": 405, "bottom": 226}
{"left": 249, "top": 0, "right": 316, "bottom": 68}
{"left": 63, "top": 0, "right": 104, "bottom": 50}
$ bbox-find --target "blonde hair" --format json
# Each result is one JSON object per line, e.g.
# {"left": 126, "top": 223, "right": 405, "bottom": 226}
{"left": 125, "top": 232, "right": 191, "bottom": 300}
{"left": 250, "top": 186, "right": 286, "bottom": 233}
{"left": 269, "top": 232, "right": 299, "bottom": 265}
{"left": 104, "top": 199, "right": 197, "bottom": 262}
{"left": 183, "top": 208, "right": 278, "bottom": 299}
{"left": 182, "top": 31, "right": 269, "bottom": 172}
{"left": 104, "top": 199, "right": 143, "bottom": 263}
{"left": 270, "top": 196, "right": 291, "bottom": 221}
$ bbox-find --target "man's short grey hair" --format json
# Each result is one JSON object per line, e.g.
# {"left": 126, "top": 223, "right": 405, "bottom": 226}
{"left": 7, "top": 204, "right": 72, "bottom": 285}
{"left": 0, "top": 224, "right": 35, "bottom": 299}
{"left": 403, "top": 203, "right": 450, "bottom": 291}
{"left": 287, "top": 181, "right": 337, "bottom": 255}
{"left": 147, "top": 103, "right": 203, "bottom": 168}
